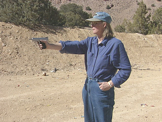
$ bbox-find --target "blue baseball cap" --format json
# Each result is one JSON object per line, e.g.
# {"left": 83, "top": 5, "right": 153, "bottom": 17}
{"left": 86, "top": 12, "right": 112, "bottom": 24}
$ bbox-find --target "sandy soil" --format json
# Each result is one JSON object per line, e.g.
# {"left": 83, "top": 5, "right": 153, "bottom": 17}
{"left": 0, "top": 22, "right": 162, "bottom": 122}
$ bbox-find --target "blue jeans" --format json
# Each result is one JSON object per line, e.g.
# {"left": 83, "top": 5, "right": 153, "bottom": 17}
{"left": 82, "top": 77, "right": 115, "bottom": 122}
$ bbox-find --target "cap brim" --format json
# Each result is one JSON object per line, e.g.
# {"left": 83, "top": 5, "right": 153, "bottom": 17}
{"left": 86, "top": 18, "right": 102, "bottom": 22}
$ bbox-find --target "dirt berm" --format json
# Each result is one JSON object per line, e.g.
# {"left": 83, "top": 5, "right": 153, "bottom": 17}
{"left": 0, "top": 22, "right": 162, "bottom": 122}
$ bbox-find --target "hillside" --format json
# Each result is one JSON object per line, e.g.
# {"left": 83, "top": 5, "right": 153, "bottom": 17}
{"left": 51, "top": 0, "right": 162, "bottom": 28}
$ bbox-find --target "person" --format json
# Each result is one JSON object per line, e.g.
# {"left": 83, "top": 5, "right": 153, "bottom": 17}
{"left": 38, "top": 12, "right": 131, "bottom": 122}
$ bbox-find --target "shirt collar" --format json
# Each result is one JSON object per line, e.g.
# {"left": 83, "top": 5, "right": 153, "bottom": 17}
{"left": 92, "top": 37, "right": 111, "bottom": 46}
{"left": 100, "top": 38, "right": 108, "bottom": 46}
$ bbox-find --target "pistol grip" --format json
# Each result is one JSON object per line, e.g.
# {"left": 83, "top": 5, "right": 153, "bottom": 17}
{"left": 40, "top": 41, "right": 46, "bottom": 49}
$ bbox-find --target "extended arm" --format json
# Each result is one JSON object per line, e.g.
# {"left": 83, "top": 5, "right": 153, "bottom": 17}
{"left": 38, "top": 40, "right": 62, "bottom": 51}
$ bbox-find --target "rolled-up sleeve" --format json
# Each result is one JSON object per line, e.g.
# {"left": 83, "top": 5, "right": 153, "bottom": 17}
{"left": 111, "top": 42, "right": 131, "bottom": 87}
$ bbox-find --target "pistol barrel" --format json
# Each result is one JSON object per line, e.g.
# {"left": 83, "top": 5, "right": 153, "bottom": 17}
{"left": 30, "top": 37, "right": 48, "bottom": 41}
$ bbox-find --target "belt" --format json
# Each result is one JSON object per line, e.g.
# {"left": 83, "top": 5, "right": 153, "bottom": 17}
{"left": 87, "top": 77, "right": 107, "bottom": 82}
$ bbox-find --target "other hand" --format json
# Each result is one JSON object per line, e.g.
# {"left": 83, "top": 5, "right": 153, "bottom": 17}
{"left": 98, "top": 82, "right": 112, "bottom": 91}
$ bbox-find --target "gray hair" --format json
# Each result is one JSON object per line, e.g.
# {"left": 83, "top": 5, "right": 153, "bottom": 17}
{"left": 103, "top": 23, "right": 114, "bottom": 38}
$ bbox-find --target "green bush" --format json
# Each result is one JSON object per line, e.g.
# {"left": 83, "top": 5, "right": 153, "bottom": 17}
{"left": 86, "top": 6, "right": 91, "bottom": 11}
{"left": 115, "top": 1, "right": 151, "bottom": 34}
{"left": 147, "top": 8, "right": 151, "bottom": 10}
{"left": 59, "top": 3, "right": 91, "bottom": 27}
{"left": 114, "top": 2, "right": 162, "bottom": 34}
{"left": 114, "top": 25, "right": 125, "bottom": 32}
{"left": 132, "top": 1, "right": 151, "bottom": 34}
{"left": 152, "top": 7, "right": 162, "bottom": 25}
{"left": 150, "top": 7, "right": 162, "bottom": 34}
{"left": 0, "top": 0, "right": 63, "bottom": 28}
{"left": 106, "top": 5, "right": 111, "bottom": 9}
{"left": 151, "top": 4, "right": 155, "bottom": 7}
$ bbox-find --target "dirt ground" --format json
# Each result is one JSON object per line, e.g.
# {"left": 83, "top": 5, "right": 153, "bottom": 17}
{"left": 0, "top": 22, "right": 162, "bottom": 122}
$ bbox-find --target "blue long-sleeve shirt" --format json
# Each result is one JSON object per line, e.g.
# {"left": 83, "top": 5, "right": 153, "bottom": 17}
{"left": 59, "top": 36, "right": 131, "bottom": 87}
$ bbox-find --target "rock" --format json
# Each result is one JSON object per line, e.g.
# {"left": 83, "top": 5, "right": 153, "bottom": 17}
{"left": 51, "top": 68, "right": 58, "bottom": 73}
{"left": 42, "top": 72, "right": 46, "bottom": 76}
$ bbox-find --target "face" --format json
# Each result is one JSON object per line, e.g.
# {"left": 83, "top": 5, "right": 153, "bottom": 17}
{"left": 91, "top": 21, "right": 106, "bottom": 37}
